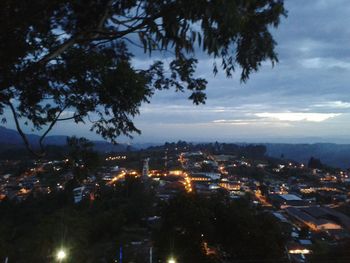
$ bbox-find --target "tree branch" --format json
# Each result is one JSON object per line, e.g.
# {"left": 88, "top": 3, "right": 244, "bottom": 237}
{"left": 6, "top": 101, "right": 45, "bottom": 158}
{"left": 6, "top": 101, "right": 71, "bottom": 157}
{"left": 38, "top": 35, "right": 82, "bottom": 66}
{"left": 88, "top": 14, "right": 162, "bottom": 41}
{"left": 38, "top": 104, "right": 69, "bottom": 151}
{"left": 56, "top": 113, "right": 84, "bottom": 122}
{"left": 39, "top": 7, "right": 164, "bottom": 64}
{"left": 38, "top": 0, "right": 113, "bottom": 66}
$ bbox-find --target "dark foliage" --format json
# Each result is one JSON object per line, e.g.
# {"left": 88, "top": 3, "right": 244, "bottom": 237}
{"left": 154, "top": 192, "right": 288, "bottom": 262}
{"left": 311, "top": 239, "right": 350, "bottom": 263}
{"left": 0, "top": 177, "right": 154, "bottom": 263}
{"left": 0, "top": 0, "right": 286, "bottom": 156}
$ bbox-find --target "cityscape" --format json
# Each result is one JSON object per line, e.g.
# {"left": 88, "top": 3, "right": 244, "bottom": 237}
{"left": 1, "top": 0, "right": 350, "bottom": 262}
{"left": 1, "top": 140, "right": 350, "bottom": 262}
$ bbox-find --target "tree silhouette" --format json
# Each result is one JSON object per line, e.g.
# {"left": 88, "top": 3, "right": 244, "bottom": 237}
{"left": 66, "top": 136, "right": 100, "bottom": 182}
{"left": 155, "top": 193, "right": 287, "bottom": 262}
{"left": 308, "top": 157, "right": 323, "bottom": 169}
{"left": 0, "top": 0, "right": 286, "bottom": 156}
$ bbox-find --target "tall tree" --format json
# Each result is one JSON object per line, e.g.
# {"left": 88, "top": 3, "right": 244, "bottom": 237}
{"left": 0, "top": 0, "right": 286, "bottom": 156}
{"left": 66, "top": 136, "right": 100, "bottom": 182}
{"left": 308, "top": 157, "right": 323, "bottom": 169}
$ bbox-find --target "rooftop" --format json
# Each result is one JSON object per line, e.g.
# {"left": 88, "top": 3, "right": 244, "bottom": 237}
{"left": 280, "top": 194, "right": 302, "bottom": 201}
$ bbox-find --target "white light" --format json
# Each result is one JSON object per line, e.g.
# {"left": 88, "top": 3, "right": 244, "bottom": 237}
{"left": 289, "top": 249, "right": 311, "bottom": 254}
{"left": 168, "top": 258, "right": 176, "bottom": 263}
{"left": 57, "top": 250, "right": 67, "bottom": 261}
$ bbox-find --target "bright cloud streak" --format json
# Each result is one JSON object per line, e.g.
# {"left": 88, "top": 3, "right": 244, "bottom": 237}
{"left": 255, "top": 112, "right": 341, "bottom": 122}
{"left": 313, "top": 101, "right": 350, "bottom": 109}
{"left": 300, "top": 57, "right": 350, "bottom": 69}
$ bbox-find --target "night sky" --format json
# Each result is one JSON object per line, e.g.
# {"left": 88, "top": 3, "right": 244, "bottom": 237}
{"left": 8, "top": 0, "right": 350, "bottom": 143}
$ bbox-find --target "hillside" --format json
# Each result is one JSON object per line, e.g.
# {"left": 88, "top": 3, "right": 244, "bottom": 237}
{"left": 0, "top": 126, "right": 132, "bottom": 156}
{"left": 1, "top": 126, "right": 350, "bottom": 168}
{"left": 265, "top": 143, "right": 350, "bottom": 169}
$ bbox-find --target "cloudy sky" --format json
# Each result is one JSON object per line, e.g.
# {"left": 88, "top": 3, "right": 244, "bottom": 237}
{"left": 8, "top": 0, "right": 350, "bottom": 143}
{"left": 124, "top": 0, "right": 350, "bottom": 143}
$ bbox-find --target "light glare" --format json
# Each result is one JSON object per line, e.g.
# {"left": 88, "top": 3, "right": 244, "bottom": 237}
{"left": 56, "top": 250, "right": 67, "bottom": 261}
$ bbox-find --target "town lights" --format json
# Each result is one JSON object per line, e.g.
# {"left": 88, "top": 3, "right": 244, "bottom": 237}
{"left": 56, "top": 249, "right": 67, "bottom": 261}
{"left": 288, "top": 249, "right": 311, "bottom": 254}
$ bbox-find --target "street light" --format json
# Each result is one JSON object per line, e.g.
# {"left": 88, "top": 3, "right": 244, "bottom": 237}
{"left": 168, "top": 257, "right": 176, "bottom": 263}
{"left": 56, "top": 249, "right": 67, "bottom": 261}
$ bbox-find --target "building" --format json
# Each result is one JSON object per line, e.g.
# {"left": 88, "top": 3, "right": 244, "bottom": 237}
{"left": 190, "top": 173, "right": 211, "bottom": 182}
{"left": 270, "top": 194, "right": 309, "bottom": 208}
{"left": 73, "top": 186, "right": 86, "bottom": 203}
{"left": 285, "top": 207, "right": 344, "bottom": 232}
{"left": 190, "top": 172, "right": 220, "bottom": 181}
{"left": 142, "top": 158, "right": 150, "bottom": 179}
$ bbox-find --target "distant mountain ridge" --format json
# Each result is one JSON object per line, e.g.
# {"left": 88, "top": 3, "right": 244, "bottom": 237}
{"left": 0, "top": 126, "right": 41, "bottom": 145}
{"left": 265, "top": 143, "right": 350, "bottom": 169}
{"left": 0, "top": 126, "right": 132, "bottom": 153}
{"left": 0, "top": 126, "right": 349, "bottom": 168}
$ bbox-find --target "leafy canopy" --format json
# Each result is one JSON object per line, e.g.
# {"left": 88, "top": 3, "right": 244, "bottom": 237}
{"left": 0, "top": 0, "right": 286, "bottom": 155}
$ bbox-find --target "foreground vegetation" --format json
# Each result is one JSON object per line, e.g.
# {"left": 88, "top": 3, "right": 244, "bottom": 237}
{"left": 0, "top": 177, "right": 290, "bottom": 263}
